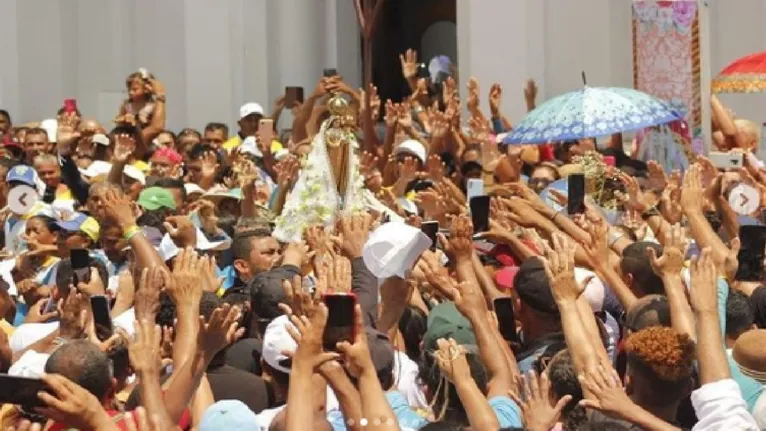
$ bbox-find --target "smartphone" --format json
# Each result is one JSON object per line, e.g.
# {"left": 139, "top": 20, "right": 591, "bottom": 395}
{"left": 416, "top": 63, "right": 430, "bottom": 79}
{"left": 323, "top": 293, "right": 356, "bottom": 352}
{"left": 285, "top": 86, "right": 304, "bottom": 105}
{"left": 466, "top": 178, "right": 485, "bottom": 203}
{"left": 709, "top": 151, "right": 744, "bottom": 170}
{"left": 493, "top": 297, "right": 518, "bottom": 342}
{"left": 735, "top": 225, "right": 766, "bottom": 281}
{"left": 323, "top": 68, "right": 338, "bottom": 78}
{"left": 258, "top": 118, "right": 274, "bottom": 135}
{"left": 421, "top": 221, "right": 439, "bottom": 251}
{"left": 470, "top": 195, "right": 491, "bottom": 233}
{"left": 90, "top": 295, "right": 113, "bottom": 333}
{"left": 567, "top": 174, "right": 586, "bottom": 215}
{"left": 63, "top": 98, "right": 77, "bottom": 114}
{"left": 70, "top": 248, "right": 91, "bottom": 286}
{"left": 0, "top": 374, "right": 45, "bottom": 408}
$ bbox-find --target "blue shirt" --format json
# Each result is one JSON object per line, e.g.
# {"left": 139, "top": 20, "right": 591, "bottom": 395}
{"left": 327, "top": 391, "right": 429, "bottom": 430}
{"left": 326, "top": 392, "right": 522, "bottom": 430}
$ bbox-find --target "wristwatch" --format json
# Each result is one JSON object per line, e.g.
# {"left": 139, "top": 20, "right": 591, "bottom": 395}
{"left": 640, "top": 206, "right": 661, "bottom": 221}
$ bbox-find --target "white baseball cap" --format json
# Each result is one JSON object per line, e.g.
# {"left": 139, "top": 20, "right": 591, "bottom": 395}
{"left": 79, "top": 160, "right": 112, "bottom": 178}
{"left": 362, "top": 222, "right": 431, "bottom": 279}
{"left": 123, "top": 165, "right": 146, "bottom": 185}
{"left": 184, "top": 183, "right": 205, "bottom": 196}
{"left": 239, "top": 102, "right": 264, "bottom": 119}
{"left": 92, "top": 133, "right": 110, "bottom": 146}
{"left": 394, "top": 139, "right": 427, "bottom": 164}
{"left": 262, "top": 315, "right": 298, "bottom": 374}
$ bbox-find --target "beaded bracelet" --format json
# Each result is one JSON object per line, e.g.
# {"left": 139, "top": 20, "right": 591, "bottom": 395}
{"left": 123, "top": 225, "right": 142, "bottom": 241}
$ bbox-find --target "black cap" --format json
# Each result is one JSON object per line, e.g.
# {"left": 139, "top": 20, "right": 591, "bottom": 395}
{"left": 513, "top": 257, "right": 559, "bottom": 315}
{"left": 249, "top": 267, "right": 296, "bottom": 321}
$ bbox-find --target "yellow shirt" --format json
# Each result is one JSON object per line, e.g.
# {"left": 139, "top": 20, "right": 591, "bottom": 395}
{"left": 222, "top": 135, "right": 283, "bottom": 154}
{"left": 132, "top": 160, "right": 150, "bottom": 173}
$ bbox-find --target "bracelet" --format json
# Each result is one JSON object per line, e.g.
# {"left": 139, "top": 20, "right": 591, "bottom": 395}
{"left": 640, "top": 206, "right": 661, "bottom": 221}
{"left": 608, "top": 231, "right": 625, "bottom": 248}
{"left": 122, "top": 225, "right": 142, "bottom": 241}
{"left": 154, "top": 95, "right": 166, "bottom": 102}
{"left": 550, "top": 212, "right": 560, "bottom": 222}
{"left": 52, "top": 337, "right": 68, "bottom": 347}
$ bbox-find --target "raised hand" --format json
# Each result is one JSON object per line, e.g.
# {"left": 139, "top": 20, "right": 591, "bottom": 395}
{"left": 163, "top": 215, "right": 197, "bottom": 249}
{"left": 540, "top": 233, "right": 588, "bottom": 304}
{"left": 282, "top": 275, "right": 320, "bottom": 318}
{"left": 524, "top": 79, "right": 538, "bottom": 108}
{"left": 129, "top": 319, "right": 163, "bottom": 377}
{"left": 398, "top": 156, "right": 420, "bottom": 183}
{"left": 317, "top": 254, "right": 352, "bottom": 294}
{"left": 336, "top": 304, "right": 374, "bottom": 378}
{"left": 680, "top": 164, "right": 704, "bottom": 214}
{"left": 647, "top": 223, "right": 688, "bottom": 277}
{"left": 426, "top": 154, "right": 445, "bottom": 182}
{"left": 429, "top": 109, "right": 450, "bottom": 140}
{"left": 102, "top": 189, "right": 137, "bottom": 230}
{"left": 466, "top": 77, "right": 481, "bottom": 114}
{"left": 112, "top": 133, "right": 136, "bottom": 163}
{"left": 399, "top": 49, "right": 418, "bottom": 80}
{"left": 134, "top": 267, "right": 162, "bottom": 323}
{"left": 434, "top": 338, "right": 471, "bottom": 383}
{"left": 646, "top": 161, "right": 668, "bottom": 191}
{"left": 23, "top": 297, "right": 58, "bottom": 324}
{"left": 384, "top": 100, "right": 399, "bottom": 129}
{"left": 446, "top": 214, "right": 474, "bottom": 261}
{"left": 198, "top": 303, "right": 244, "bottom": 358}
{"left": 286, "top": 303, "right": 340, "bottom": 371}
{"left": 415, "top": 250, "right": 456, "bottom": 300}
{"left": 578, "top": 365, "right": 632, "bottom": 418}
{"left": 167, "top": 247, "right": 202, "bottom": 307}
{"left": 510, "top": 370, "right": 572, "bottom": 431}
{"left": 200, "top": 151, "right": 219, "bottom": 179}
{"left": 276, "top": 156, "right": 301, "bottom": 189}
{"left": 56, "top": 113, "right": 81, "bottom": 156}
{"left": 618, "top": 172, "right": 650, "bottom": 213}
{"left": 689, "top": 247, "right": 718, "bottom": 314}
{"left": 338, "top": 213, "right": 375, "bottom": 259}
{"left": 397, "top": 101, "right": 413, "bottom": 129}
{"left": 489, "top": 83, "right": 503, "bottom": 117}
{"left": 37, "top": 374, "right": 114, "bottom": 431}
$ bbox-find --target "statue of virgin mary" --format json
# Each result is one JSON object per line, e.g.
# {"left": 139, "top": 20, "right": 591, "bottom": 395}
{"left": 273, "top": 95, "right": 367, "bottom": 243}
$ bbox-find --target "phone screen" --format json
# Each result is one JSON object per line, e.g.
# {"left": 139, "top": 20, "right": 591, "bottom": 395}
{"left": 735, "top": 225, "right": 766, "bottom": 281}
{"left": 323, "top": 68, "right": 338, "bottom": 78}
{"left": 0, "top": 374, "right": 45, "bottom": 408}
{"left": 323, "top": 294, "right": 356, "bottom": 352}
{"left": 567, "top": 174, "right": 586, "bottom": 215}
{"left": 90, "top": 295, "right": 113, "bottom": 333}
{"left": 70, "top": 249, "right": 91, "bottom": 286}
{"left": 466, "top": 178, "right": 485, "bottom": 203}
{"left": 493, "top": 297, "right": 518, "bottom": 342}
{"left": 470, "top": 196, "right": 491, "bottom": 233}
{"left": 285, "top": 87, "right": 304, "bottom": 105}
{"left": 421, "top": 221, "right": 439, "bottom": 251}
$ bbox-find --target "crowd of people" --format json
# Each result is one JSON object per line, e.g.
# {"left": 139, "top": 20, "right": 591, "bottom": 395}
{"left": 0, "top": 47, "right": 764, "bottom": 431}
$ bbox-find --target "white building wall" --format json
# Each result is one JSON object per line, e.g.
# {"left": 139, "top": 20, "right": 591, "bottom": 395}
{"left": 0, "top": 0, "right": 764, "bottom": 132}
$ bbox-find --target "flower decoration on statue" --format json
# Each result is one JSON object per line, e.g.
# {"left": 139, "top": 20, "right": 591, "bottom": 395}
{"left": 573, "top": 151, "right": 624, "bottom": 211}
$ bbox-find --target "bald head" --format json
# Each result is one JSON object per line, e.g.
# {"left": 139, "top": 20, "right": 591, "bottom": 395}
{"left": 45, "top": 340, "right": 113, "bottom": 401}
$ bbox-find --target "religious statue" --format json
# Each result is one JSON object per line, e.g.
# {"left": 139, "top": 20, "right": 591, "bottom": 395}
{"left": 273, "top": 94, "right": 366, "bottom": 243}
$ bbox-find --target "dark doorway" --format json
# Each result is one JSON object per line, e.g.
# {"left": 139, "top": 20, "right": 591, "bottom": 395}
{"left": 368, "top": 0, "right": 456, "bottom": 104}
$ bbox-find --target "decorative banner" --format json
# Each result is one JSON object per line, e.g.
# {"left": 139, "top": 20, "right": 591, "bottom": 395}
{"left": 632, "top": 0, "right": 702, "bottom": 172}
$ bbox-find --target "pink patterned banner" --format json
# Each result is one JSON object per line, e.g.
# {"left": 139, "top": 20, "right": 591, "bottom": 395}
{"left": 633, "top": 0, "right": 702, "bottom": 171}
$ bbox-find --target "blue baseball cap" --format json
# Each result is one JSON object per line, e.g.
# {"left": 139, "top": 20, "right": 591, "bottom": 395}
{"left": 199, "top": 400, "right": 257, "bottom": 431}
{"left": 6, "top": 165, "right": 38, "bottom": 187}
{"left": 55, "top": 212, "right": 100, "bottom": 241}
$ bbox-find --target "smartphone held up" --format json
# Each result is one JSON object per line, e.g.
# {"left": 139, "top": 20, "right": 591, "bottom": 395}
{"left": 323, "top": 293, "right": 356, "bottom": 352}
